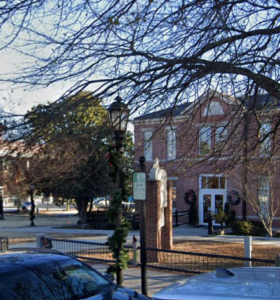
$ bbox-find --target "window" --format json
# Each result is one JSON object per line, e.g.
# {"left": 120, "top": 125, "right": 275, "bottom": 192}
{"left": 143, "top": 130, "right": 153, "bottom": 161}
{"left": 201, "top": 176, "right": 226, "bottom": 189}
{"left": 203, "top": 101, "right": 224, "bottom": 116}
{"left": 167, "top": 129, "right": 176, "bottom": 160}
{"left": 199, "top": 125, "right": 228, "bottom": 154}
{"left": 257, "top": 176, "right": 269, "bottom": 218}
{"left": 199, "top": 127, "right": 211, "bottom": 154}
{"left": 260, "top": 123, "right": 271, "bottom": 156}
{"left": 171, "top": 181, "right": 177, "bottom": 211}
{"left": 215, "top": 126, "right": 228, "bottom": 150}
{"left": 215, "top": 126, "right": 227, "bottom": 143}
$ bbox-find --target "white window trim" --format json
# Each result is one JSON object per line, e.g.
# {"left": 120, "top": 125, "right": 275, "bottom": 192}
{"left": 199, "top": 126, "right": 212, "bottom": 155}
{"left": 260, "top": 123, "right": 271, "bottom": 157}
{"left": 215, "top": 126, "right": 228, "bottom": 151}
{"left": 257, "top": 176, "right": 270, "bottom": 218}
{"left": 143, "top": 130, "right": 153, "bottom": 161}
{"left": 202, "top": 101, "right": 224, "bottom": 116}
{"left": 166, "top": 128, "right": 176, "bottom": 160}
{"left": 199, "top": 174, "right": 226, "bottom": 190}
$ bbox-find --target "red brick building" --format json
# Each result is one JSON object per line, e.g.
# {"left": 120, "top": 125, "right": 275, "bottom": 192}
{"left": 133, "top": 90, "right": 280, "bottom": 232}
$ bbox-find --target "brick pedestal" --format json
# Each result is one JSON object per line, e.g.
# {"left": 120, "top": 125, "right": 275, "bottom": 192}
{"left": 145, "top": 178, "right": 173, "bottom": 263}
{"left": 162, "top": 181, "right": 173, "bottom": 250}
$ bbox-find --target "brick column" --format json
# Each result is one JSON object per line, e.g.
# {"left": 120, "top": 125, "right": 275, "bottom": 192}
{"left": 145, "top": 179, "right": 161, "bottom": 262}
{"left": 145, "top": 178, "right": 173, "bottom": 262}
{"left": 161, "top": 181, "right": 174, "bottom": 250}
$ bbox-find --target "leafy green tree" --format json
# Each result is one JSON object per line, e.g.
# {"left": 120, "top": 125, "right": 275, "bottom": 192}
{"left": 25, "top": 91, "right": 116, "bottom": 224}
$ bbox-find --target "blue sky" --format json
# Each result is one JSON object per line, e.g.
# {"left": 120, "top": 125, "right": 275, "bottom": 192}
{"left": 0, "top": 50, "right": 67, "bottom": 115}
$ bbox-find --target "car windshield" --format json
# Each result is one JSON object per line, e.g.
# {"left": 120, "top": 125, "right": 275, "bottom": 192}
{"left": 0, "top": 258, "right": 112, "bottom": 300}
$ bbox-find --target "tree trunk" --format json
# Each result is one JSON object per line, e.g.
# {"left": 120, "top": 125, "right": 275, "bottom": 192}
{"left": 88, "top": 198, "right": 94, "bottom": 212}
{"left": 76, "top": 197, "right": 88, "bottom": 226}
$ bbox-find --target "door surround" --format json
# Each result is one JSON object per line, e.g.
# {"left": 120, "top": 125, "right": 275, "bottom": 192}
{"left": 198, "top": 174, "right": 227, "bottom": 225}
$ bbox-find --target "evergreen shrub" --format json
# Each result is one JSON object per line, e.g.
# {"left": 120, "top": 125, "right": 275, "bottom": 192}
{"left": 231, "top": 220, "right": 254, "bottom": 236}
{"left": 231, "top": 220, "right": 267, "bottom": 236}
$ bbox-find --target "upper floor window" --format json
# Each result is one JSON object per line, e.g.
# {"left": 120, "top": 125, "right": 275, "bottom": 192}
{"left": 257, "top": 176, "right": 270, "bottom": 218}
{"left": 215, "top": 126, "right": 228, "bottom": 150}
{"left": 199, "top": 127, "right": 211, "bottom": 154}
{"left": 167, "top": 129, "right": 176, "bottom": 160}
{"left": 143, "top": 130, "right": 153, "bottom": 161}
{"left": 259, "top": 123, "right": 271, "bottom": 157}
{"left": 199, "top": 125, "right": 228, "bottom": 155}
{"left": 203, "top": 101, "right": 224, "bottom": 116}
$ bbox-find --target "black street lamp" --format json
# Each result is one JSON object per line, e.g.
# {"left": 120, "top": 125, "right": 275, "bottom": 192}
{"left": 0, "top": 194, "right": 4, "bottom": 220}
{"left": 108, "top": 96, "right": 130, "bottom": 151}
{"left": 30, "top": 183, "right": 35, "bottom": 226}
{"left": 107, "top": 96, "right": 130, "bottom": 286}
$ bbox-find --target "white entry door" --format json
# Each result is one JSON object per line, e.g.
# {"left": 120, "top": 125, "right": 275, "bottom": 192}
{"left": 198, "top": 175, "right": 227, "bottom": 225}
{"left": 200, "top": 192, "right": 226, "bottom": 225}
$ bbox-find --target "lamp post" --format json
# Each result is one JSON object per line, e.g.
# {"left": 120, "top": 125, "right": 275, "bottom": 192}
{"left": 107, "top": 96, "right": 130, "bottom": 286}
{"left": 30, "top": 183, "right": 35, "bottom": 226}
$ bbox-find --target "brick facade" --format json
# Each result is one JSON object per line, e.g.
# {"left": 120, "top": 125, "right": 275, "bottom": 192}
{"left": 133, "top": 91, "right": 280, "bottom": 232}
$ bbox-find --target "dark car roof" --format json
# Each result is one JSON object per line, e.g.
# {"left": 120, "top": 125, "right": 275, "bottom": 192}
{"left": 0, "top": 252, "right": 72, "bottom": 273}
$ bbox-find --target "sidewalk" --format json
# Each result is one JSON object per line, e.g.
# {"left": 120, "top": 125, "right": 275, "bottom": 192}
{"left": 92, "top": 264, "right": 189, "bottom": 298}
{"left": 2, "top": 211, "right": 280, "bottom": 245}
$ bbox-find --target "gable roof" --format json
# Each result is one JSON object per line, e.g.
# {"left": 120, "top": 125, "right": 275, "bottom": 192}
{"left": 133, "top": 102, "right": 191, "bottom": 121}
{"left": 133, "top": 91, "right": 280, "bottom": 122}
{"left": 240, "top": 94, "right": 280, "bottom": 110}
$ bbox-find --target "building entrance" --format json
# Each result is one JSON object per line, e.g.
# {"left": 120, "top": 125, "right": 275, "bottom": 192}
{"left": 198, "top": 175, "right": 227, "bottom": 225}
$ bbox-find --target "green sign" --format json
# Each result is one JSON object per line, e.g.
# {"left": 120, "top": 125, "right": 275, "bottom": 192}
{"left": 133, "top": 172, "right": 146, "bottom": 200}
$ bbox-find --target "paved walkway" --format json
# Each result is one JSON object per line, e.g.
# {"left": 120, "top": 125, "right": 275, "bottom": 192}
{"left": 92, "top": 264, "right": 188, "bottom": 297}
{"left": 2, "top": 211, "right": 280, "bottom": 246}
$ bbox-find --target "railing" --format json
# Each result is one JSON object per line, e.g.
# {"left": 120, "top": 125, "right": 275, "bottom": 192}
{"left": 49, "top": 238, "right": 275, "bottom": 274}
{"left": 173, "top": 210, "right": 189, "bottom": 227}
{"left": 145, "top": 247, "right": 275, "bottom": 274}
{"left": 51, "top": 239, "right": 118, "bottom": 263}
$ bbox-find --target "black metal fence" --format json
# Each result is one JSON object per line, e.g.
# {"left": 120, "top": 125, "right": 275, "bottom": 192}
{"left": 145, "top": 247, "right": 275, "bottom": 274}
{"left": 50, "top": 238, "right": 275, "bottom": 274}
{"left": 173, "top": 210, "right": 189, "bottom": 227}
{"left": 51, "top": 239, "right": 117, "bottom": 263}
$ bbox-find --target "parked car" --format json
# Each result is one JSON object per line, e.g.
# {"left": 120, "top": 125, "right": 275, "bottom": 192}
{"left": 0, "top": 248, "right": 150, "bottom": 300}
{"left": 122, "top": 201, "right": 136, "bottom": 212}
{"left": 93, "top": 197, "right": 110, "bottom": 208}
{"left": 152, "top": 267, "right": 280, "bottom": 300}
{"left": 97, "top": 198, "right": 110, "bottom": 207}
{"left": 21, "top": 201, "right": 36, "bottom": 211}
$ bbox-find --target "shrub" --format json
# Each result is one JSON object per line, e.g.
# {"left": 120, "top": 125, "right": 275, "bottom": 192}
{"left": 231, "top": 220, "right": 254, "bottom": 236}
{"left": 250, "top": 221, "right": 267, "bottom": 236}
{"left": 215, "top": 207, "right": 228, "bottom": 230}
{"left": 231, "top": 220, "right": 268, "bottom": 236}
{"left": 274, "top": 231, "right": 280, "bottom": 238}
{"left": 189, "top": 202, "right": 198, "bottom": 226}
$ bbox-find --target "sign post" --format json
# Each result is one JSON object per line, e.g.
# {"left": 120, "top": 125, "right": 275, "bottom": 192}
{"left": 133, "top": 172, "right": 146, "bottom": 201}
{"left": 133, "top": 158, "right": 147, "bottom": 296}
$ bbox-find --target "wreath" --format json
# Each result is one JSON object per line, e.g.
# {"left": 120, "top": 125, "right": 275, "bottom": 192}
{"left": 227, "top": 190, "right": 241, "bottom": 206}
{"left": 184, "top": 189, "right": 197, "bottom": 205}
